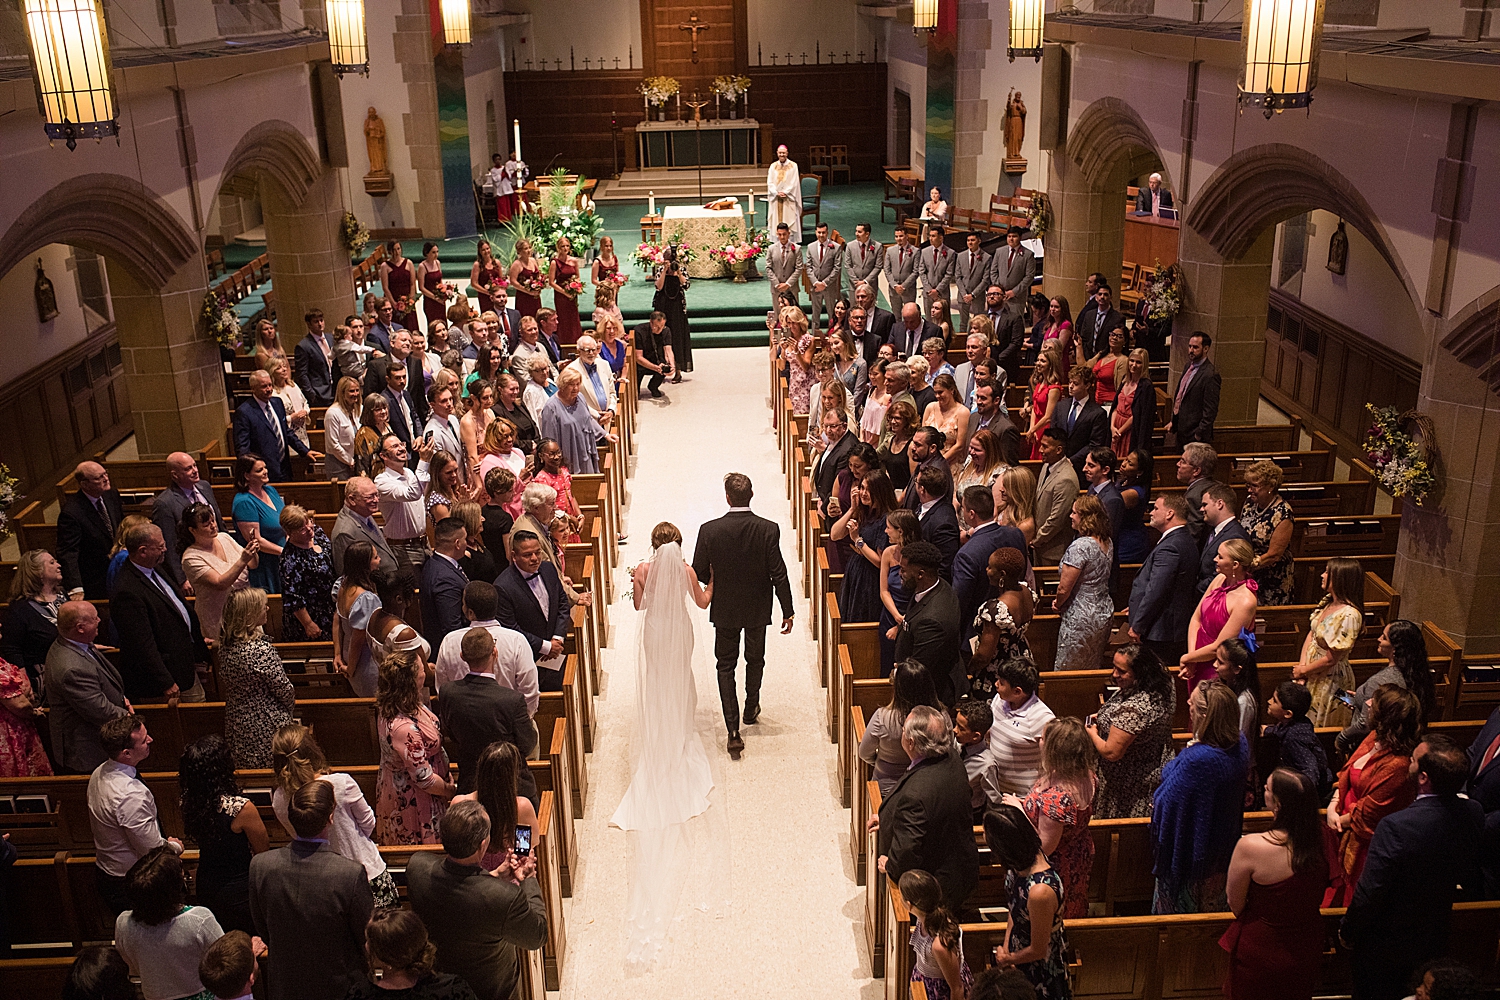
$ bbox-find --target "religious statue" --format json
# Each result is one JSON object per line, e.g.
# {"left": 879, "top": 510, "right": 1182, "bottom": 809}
{"left": 1003, "top": 90, "right": 1028, "bottom": 175}
{"left": 34, "top": 258, "right": 58, "bottom": 323}
{"left": 1327, "top": 219, "right": 1349, "bottom": 275}
{"left": 766, "top": 144, "right": 802, "bottom": 242}
{"left": 363, "top": 107, "right": 393, "bottom": 195}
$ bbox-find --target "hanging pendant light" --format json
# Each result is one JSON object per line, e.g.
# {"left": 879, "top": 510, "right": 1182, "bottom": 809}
{"left": 1239, "top": 0, "right": 1325, "bottom": 117}
{"left": 1008, "top": 0, "right": 1044, "bottom": 62}
{"left": 441, "top": 0, "right": 471, "bottom": 46}
{"left": 22, "top": 0, "right": 119, "bottom": 151}
{"left": 325, "top": 0, "right": 368, "bottom": 77}
{"left": 913, "top": 0, "right": 938, "bottom": 33}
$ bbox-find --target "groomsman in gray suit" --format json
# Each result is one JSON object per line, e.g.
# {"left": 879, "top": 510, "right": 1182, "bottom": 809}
{"left": 766, "top": 222, "right": 805, "bottom": 311}
{"left": 843, "top": 223, "right": 884, "bottom": 300}
{"left": 916, "top": 224, "right": 957, "bottom": 324}
{"left": 986, "top": 226, "right": 1036, "bottom": 326}
{"left": 805, "top": 222, "right": 842, "bottom": 333}
{"left": 882, "top": 227, "right": 919, "bottom": 312}
{"left": 954, "top": 232, "right": 991, "bottom": 335}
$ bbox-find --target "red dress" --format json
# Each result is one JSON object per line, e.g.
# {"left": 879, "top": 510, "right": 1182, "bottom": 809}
{"left": 474, "top": 260, "right": 506, "bottom": 314}
{"left": 421, "top": 264, "right": 448, "bottom": 329}
{"left": 515, "top": 266, "right": 542, "bottom": 319}
{"left": 0, "top": 660, "right": 51, "bottom": 777}
{"left": 385, "top": 258, "right": 419, "bottom": 329}
{"left": 1029, "top": 382, "right": 1060, "bottom": 460}
{"left": 552, "top": 258, "right": 583, "bottom": 345}
{"left": 1219, "top": 865, "right": 1327, "bottom": 999}
{"left": 1022, "top": 781, "right": 1095, "bottom": 918}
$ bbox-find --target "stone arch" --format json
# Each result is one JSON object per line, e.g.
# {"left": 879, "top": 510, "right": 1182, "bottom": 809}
{"left": 1068, "top": 97, "right": 1172, "bottom": 193}
{"left": 216, "top": 119, "right": 322, "bottom": 208}
{"left": 1440, "top": 286, "right": 1500, "bottom": 392}
{"left": 0, "top": 173, "right": 197, "bottom": 289}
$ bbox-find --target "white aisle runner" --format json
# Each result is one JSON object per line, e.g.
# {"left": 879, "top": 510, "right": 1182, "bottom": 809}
{"left": 560, "top": 347, "right": 878, "bottom": 997}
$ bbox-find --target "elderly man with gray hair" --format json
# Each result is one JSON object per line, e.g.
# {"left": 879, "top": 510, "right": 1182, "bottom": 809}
{"left": 562, "top": 335, "right": 617, "bottom": 430}
{"left": 1177, "top": 441, "right": 1220, "bottom": 547}
{"left": 869, "top": 704, "right": 981, "bottom": 911}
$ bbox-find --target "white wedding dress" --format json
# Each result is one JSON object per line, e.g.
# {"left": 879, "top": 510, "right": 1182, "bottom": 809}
{"left": 609, "top": 541, "right": 720, "bottom": 972}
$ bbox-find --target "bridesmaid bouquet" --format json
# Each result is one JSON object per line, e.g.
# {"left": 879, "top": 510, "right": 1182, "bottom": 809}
{"left": 516, "top": 268, "right": 548, "bottom": 296}
{"left": 561, "top": 275, "right": 584, "bottom": 299}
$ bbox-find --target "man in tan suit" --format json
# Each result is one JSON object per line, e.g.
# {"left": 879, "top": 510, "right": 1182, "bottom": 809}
{"left": 1032, "top": 427, "right": 1079, "bottom": 565}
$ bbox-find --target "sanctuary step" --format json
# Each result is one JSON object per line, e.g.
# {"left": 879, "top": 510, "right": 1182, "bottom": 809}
{"left": 595, "top": 166, "right": 770, "bottom": 202}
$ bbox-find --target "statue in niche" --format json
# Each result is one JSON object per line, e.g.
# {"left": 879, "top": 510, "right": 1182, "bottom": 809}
{"left": 34, "top": 258, "right": 58, "bottom": 323}
{"left": 1327, "top": 219, "right": 1349, "bottom": 276}
{"left": 364, "top": 107, "right": 394, "bottom": 196}
{"left": 1003, "top": 90, "right": 1028, "bottom": 174}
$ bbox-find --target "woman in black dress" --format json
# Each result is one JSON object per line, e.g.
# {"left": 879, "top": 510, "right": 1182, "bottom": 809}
{"left": 278, "top": 505, "right": 336, "bottom": 642}
{"left": 179, "top": 735, "right": 270, "bottom": 934}
{"left": 654, "top": 251, "right": 692, "bottom": 377}
{"left": 831, "top": 470, "right": 899, "bottom": 623}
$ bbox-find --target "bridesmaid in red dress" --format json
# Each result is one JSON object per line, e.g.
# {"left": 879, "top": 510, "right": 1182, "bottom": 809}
{"left": 379, "top": 241, "right": 416, "bottom": 313}
{"left": 590, "top": 235, "right": 621, "bottom": 287}
{"left": 548, "top": 236, "right": 584, "bottom": 346}
{"left": 469, "top": 238, "right": 507, "bottom": 315}
{"left": 509, "top": 238, "right": 543, "bottom": 320}
{"left": 417, "top": 242, "right": 449, "bottom": 332}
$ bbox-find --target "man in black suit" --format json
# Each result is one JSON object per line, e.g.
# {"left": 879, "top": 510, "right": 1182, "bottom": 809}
{"left": 912, "top": 466, "right": 961, "bottom": 582}
{"left": 969, "top": 384, "right": 1023, "bottom": 465}
{"left": 1081, "top": 448, "right": 1126, "bottom": 542}
{"left": 888, "top": 302, "right": 943, "bottom": 359}
{"left": 1170, "top": 331, "right": 1221, "bottom": 445}
{"left": 894, "top": 541, "right": 964, "bottom": 705}
{"left": 1126, "top": 494, "right": 1199, "bottom": 665}
{"left": 992, "top": 307, "right": 1028, "bottom": 380}
{"left": 437, "top": 628, "right": 538, "bottom": 799}
{"left": 111, "top": 523, "right": 210, "bottom": 702}
{"left": 151, "top": 452, "right": 223, "bottom": 590}
{"left": 1073, "top": 285, "right": 1125, "bottom": 363}
{"left": 1058, "top": 366, "right": 1111, "bottom": 476}
{"left": 900, "top": 428, "right": 953, "bottom": 511}
{"left": 872, "top": 705, "right": 979, "bottom": 910}
{"left": 812, "top": 408, "right": 855, "bottom": 514}
{"left": 1134, "top": 172, "right": 1174, "bottom": 217}
{"left": 854, "top": 284, "right": 895, "bottom": 365}
{"left": 1196, "top": 481, "right": 1251, "bottom": 595}
{"left": 57, "top": 461, "right": 125, "bottom": 599}
{"left": 494, "top": 531, "right": 569, "bottom": 692}
{"left": 420, "top": 518, "right": 471, "bottom": 649}
{"left": 951, "top": 487, "right": 1026, "bottom": 642}
{"left": 292, "top": 307, "right": 338, "bottom": 407}
{"left": 233, "top": 370, "right": 316, "bottom": 482}
{"left": 378, "top": 359, "right": 420, "bottom": 450}
{"left": 632, "top": 312, "right": 673, "bottom": 399}
{"left": 365, "top": 330, "right": 429, "bottom": 429}
{"left": 691, "top": 473, "right": 794, "bottom": 759}
{"left": 1465, "top": 705, "right": 1500, "bottom": 898}
{"left": 1341, "top": 736, "right": 1484, "bottom": 1000}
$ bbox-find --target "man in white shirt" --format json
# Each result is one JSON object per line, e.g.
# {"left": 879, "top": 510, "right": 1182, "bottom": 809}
{"left": 88, "top": 714, "right": 183, "bottom": 914}
{"left": 984, "top": 659, "right": 1056, "bottom": 803}
{"left": 433, "top": 582, "right": 539, "bottom": 712}
{"left": 423, "top": 383, "right": 465, "bottom": 483}
{"left": 373, "top": 433, "right": 436, "bottom": 578}
{"left": 509, "top": 316, "right": 556, "bottom": 382}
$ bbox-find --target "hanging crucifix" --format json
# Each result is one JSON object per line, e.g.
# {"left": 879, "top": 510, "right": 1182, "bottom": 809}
{"left": 679, "top": 11, "right": 710, "bottom": 63}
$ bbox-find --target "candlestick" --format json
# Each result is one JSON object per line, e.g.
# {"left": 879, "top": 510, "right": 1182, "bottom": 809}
{"left": 649, "top": 192, "right": 656, "bottom": 216}
{"left": 512, "top": 119, "right": 521, "bottom": 159}
{"left": 643, "top": 93, "right": 648, "bottom": 116}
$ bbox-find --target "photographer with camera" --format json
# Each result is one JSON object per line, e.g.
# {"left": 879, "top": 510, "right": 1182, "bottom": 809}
{"left": 633, "top": 311, "right": 674, "bottom": 399}
{"left": 653, "top": 244, "right": 692, "bottom": 380}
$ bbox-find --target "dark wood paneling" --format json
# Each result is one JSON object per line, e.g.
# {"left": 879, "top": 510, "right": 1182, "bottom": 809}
{"left": 504, "top": 71, "right": 645, "bottom": 181}
{"left": 753, "top": 64, "right": 887, "bottom": 183}
{"left": 639, "top": 0, "right": 746, "bottom": 83}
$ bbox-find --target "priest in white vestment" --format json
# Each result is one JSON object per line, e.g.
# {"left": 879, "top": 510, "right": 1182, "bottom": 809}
{"left": 767, "top": 145, "right": 803, "bottom": 243}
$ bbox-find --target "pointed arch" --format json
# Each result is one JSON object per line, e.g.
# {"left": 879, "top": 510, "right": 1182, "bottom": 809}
{"left": 1068, "top": 97, "right": 1172, "bottom": 191}
{"left": 217, "top": 119, "right": 323, "bottom": 208}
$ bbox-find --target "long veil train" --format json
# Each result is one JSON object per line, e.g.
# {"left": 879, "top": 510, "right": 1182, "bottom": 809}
{"left": 608, "top": 541, "right": 727, "bottom": 973}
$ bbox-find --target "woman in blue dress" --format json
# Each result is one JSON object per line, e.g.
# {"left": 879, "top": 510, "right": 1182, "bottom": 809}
{"left": 231, "top": 454, "right": 286, "bottom": 594}
{"left": 1114, "top": 449, "right": 1153, "bottom": 565}
{"left": 985, "top": 804, "right": 1073, "bottom": 999}
{"left": 877, "top": 508, "right": 920, "bottom": 676}
{"left": 830, "top": 470, "right": 898, "bottom": 624}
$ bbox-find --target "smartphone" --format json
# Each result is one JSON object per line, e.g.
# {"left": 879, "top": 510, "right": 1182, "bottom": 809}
{"left": 423, "top": 430, "right": 434, "bottom": 443}
{"left": 514, "top": 824, "right": 532, "bottom": 857}
{"left": 1334, "top": 690, "right": 1357, "bottom": 709}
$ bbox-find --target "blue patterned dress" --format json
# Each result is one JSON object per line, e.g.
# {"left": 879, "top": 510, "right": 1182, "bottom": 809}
{"left": 1054, "top": 536, "right": 1115, "bottom": 670}
{"left": 1005, "top": 867, "right": 1073, "bottom": 999}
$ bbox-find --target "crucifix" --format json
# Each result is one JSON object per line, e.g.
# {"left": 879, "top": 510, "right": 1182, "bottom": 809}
{"left": 613, "top": 56, "right": 621, "bottom": 69}
{"left": 679, "top": 11, "right": 710, "bottom": 63}
{"left": 684, "top": 92, "right": 711, "bottom": 199}
{"left": 582, "top": 56, "right": 591, "bottom": 69}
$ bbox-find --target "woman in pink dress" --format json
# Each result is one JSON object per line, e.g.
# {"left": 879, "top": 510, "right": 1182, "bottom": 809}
{"left": 378, "top": 241, "right": 415, "bottom": 312}
{"left": 508, "top": 238, "right": 543, "bottom": 319}
{"left": 532, "top": 438, "right": 583, "bottom": 544}
{"left": 468, "top": 238, "right": 507, "bottom": 315}
{"left": 0, "top": 639, "right": 51, "bottom": 777}
{"left": 548, "top": 236, "right": 584, "bottom": 346}
{"left": 1040, "top": 296, "right": 1074, "bottom": 377}
{"left": 417, "top": 241, "right": 449, "bottom": 332}
{"left": 1184, "top": 537, "right": 1260, "bottom": 692}
{"left": 374, "top": 649, "right": 455, "bottom": 845}
{"left": 1025, "top": 347, "right": 1064, "bottom": 461}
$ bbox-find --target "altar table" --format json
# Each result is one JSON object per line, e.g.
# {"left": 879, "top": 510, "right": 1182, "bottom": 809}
{"left": 637, "top": 118, "right": 762, "bottom": 168}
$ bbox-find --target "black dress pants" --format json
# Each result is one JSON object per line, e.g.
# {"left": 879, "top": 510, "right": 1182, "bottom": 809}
{"left": 714, "top": 625, "right": 766, "bottom": 733}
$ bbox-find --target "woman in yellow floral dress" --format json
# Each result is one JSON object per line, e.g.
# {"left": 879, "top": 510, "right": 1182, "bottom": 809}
{"left": 1294, "top": 558, "right": 1365, "bottom": 728}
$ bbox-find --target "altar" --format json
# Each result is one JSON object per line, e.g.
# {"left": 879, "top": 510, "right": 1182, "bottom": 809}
{"left": 637, "top": 118, "right": 761, "bottom": 169}
{"left": 663, "top": 204, "right": 745, "bottom": 278}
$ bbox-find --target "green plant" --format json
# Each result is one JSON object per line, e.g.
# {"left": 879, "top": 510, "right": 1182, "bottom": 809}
{"left": 500, "top": 168, "right": 604, "bottom": 261}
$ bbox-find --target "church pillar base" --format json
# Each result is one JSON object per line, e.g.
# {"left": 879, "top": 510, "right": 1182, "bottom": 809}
{"left": 1171, "top": 222, "right": 1270, "bottom": 426}
{"left": 262, "top": 168, "right": 357, "bottom": 348}
{"left": 1041, "top": 154, "right": 1123, "bottom": 311}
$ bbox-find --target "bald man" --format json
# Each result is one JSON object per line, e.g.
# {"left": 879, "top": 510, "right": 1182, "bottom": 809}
{"left": 57, "top": 461, "right": 125, "bottom": 599}
{"left": 152, "top": 452, "right": 223, "bottom": 590}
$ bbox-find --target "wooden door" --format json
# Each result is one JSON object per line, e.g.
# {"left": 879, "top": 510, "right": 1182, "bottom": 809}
{"left": 639, "top": 0, "right": 748, "bottom": 95}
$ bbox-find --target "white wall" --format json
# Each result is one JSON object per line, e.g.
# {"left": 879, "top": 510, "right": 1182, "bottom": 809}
{"left": 336, "top": 0, "right": 421, "bottom": 231}
{"left": 747, "top": 0, "right": 874, "bottom": 64}
{"left": 464, "top": 29, "right": 508, "bottom": 177}
{"left": 0, "top": 244, "right": 99, "bottom": 385}
{"left": 975, "top": 6, "right": 1045, "bottom": 201}
{"left": 498, "top": 0, "right": 639, "bottom": 70}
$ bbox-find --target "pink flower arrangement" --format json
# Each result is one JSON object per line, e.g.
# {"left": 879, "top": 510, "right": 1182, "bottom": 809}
{"left": 562, "top": 276, "right": 584, "bottom": 297}
{"left": 607, "top": 272, "right": 628, "bottom": 287}
{"left": 515, "top": 269, "right": 548, "bottom": 295}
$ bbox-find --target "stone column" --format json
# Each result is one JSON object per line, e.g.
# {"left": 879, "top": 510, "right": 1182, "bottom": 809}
{"left": 394, "top": 0, "right": 446, "bottom": 237}
{"left": 1170, "top": 222, "right": 1270, "bottom": 426}
{"left": 1040, "top": 152, "right": 1123, "bottom": 310}
{"left": 261, "top": 167, "right": 357, "bottom": 348}
{"left": 107, "top": 257, "right": 230, "bottom": 459}
{"left": 951, "top": 2, "right": 992, "bottom": 211}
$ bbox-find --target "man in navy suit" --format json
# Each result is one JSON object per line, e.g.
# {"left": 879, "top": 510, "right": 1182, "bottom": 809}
{"left": 1126, "top": 494, "right": 1198, "bottom": 665}
{"left": 292, "top": 308, "right": 338, "bottom": 407}
{"left": 234, "top": 370, "right": 318, "bottom": 482}
{"left": 1467, "top": 705, "right": 1500, "bottom": 898}
{"left": 493, "top": 531, "right": 569, "bottom": 691}
{"left": 912, "top": 465, "right": 961, "bottom": 581}
{"left": 1341, "top": 736, "right": 1484, "bottom": 1000}
{"left": 1081, "top": 449, "right": 1125, "bottom": 542}
{"left": 366, "top": 298, "right": 400, "bottom": 354}
{"left": 1059, "top": 367, "right": 1111, "bottom": 477}
{"left": 420, "top": 518, "right": 471, "bottom": 650}
{"left": 380, "top": 362, "right": 419, "bottom": 450}
{"left": 1196, "top": 481, "right": 1251, "bottom": 595}
{"left": 951, "top": 486, "right": 1026, "bottom": 642}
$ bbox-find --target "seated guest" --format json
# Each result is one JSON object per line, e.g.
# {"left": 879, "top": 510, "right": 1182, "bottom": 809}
{"left": 376, "top": 650, "right": 456, "bottom": 845}
{"left": 345, "top": 908, "right": 482, "bottom": 1000}
{"left": 1197, "top": 481, "right": 1250, "bottom": 596}
{"left": 468, "top": 742, "right": 540, "bottom": 869}
{"left": 983, "top": 804, "right": 1071, "bottom": 995}
{"left": 540, "top": 368, "right": 610, "bottom": 475}
{"left": 112, "top": 523, "right": 210, "bottom": 702}
{"left": 1338, "top": 618, "right": 1435, "bottom": 756}
{"left": 1086, "top": 644, "right": 1176, "bottom": 818}
{"left": 217, "top": 588, "right": 294, "bottom": 769}
{"left": 179, "top": 735, "right": 270, "bottom": 934}
{"left": 63, "top": 945, "right": 135, "bottom": 1000}
{"left": 233, "top": 370, "right": 316, "bottom": 482}
{"left": 897, "top": 869, "right": 972, "bottom": 1000}
{"left": 968, "top": 549, "right": 1035, "bottom": 699}
{"left": 250, "top": 780, "right": 374, "bottom": 1000}
{"left": 437, "top": 628, "right": 537, "bottom": 797}
{"left": 1263, "top": 681, "right": 1333, "bottom": 799}
{"left": 270, "top": 725, "right": 396, "bottom": 907}
{"left": 433, "top": 582, "right": 538, "bottom": 712}
{"left": 58, "top": 461, "right": 125, "bottom": 599}
{"left": 278, "top": 504, "right": 336, "bottom": 642}
{"left": 198, "top": 930, "right": 267, "bottom": 1000}
{"left": 405, "top": 799, "right": 548, "bottom": 1000}
{"left": 115, "top": 847, "right": 224, "bottom": 1000}
{"left": 892, "top": 540, "right": 964, "bottom": 705}
{"left": 873, "top": 706, "right": 980, "bottom": 911}
{"left": 179, "top": 502, "right": 259, "bottom": 640}
{"left": 1241, "top": 459, "right": 1296, "bottom": 606}
{"left": 421, "top": 517, "right": 472, "bottom": 650}
{"left": 88, "top": 715, "right": 184, "bottom": 915}
{"left": 1014, "top": 717, "right": 1099, "bottom": 918}
{"left": 231, "top": 455, "right": 287, "bottom": 594}
{"left": 953, "top": 698, "right": 994, "bottom": 814}
{"left": 1135, "top": 172, "right": 1174, "bottom": 216}
{"left": 494, "top": 531, "right": 569, "bottom": 692}
{"left": 858, "top": 659, "right": 944, "bottom": 798}
{"left": 1183, "top": 537, "right": 1259, "bottom": 692}
{"left": 1220, "top": 768, "right": 1327, "bottom": 1000}
{"left": 2, "top": 549, "right": 66, "bottom": 684}
{"left": 1151, "top": 680, "right": 1249, "bottom": 913}
{"left": 984, "top": 659, "right": 1055, "bottom": 801}
{"left": 1053, "top": 493, "right": 1115, "bottom": 671}
{"left": 44, "top": 601, "right": 127, "bottom": 774}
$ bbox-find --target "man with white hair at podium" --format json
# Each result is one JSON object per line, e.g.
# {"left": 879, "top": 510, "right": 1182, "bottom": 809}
{"left": 766, "top": 145, "right": 802, "bottom": 242}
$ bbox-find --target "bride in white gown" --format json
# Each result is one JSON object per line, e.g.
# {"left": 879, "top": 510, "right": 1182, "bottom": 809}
{"left": 610, "top": 525, "right": 718, "bottom": 971}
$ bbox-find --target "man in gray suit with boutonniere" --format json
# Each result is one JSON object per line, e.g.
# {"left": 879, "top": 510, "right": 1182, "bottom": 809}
{"left": 766, "top": 223, "right": 804, "bottom": 311}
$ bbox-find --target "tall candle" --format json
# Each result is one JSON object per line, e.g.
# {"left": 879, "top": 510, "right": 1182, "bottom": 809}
{"left": 649, "top": 191, "right": 656, "bottom": 216}
{"left": 512, "top": 119, "right": 521, "bottom": 159}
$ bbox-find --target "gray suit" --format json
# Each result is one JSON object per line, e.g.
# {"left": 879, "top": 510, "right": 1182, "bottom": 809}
{"left": 151, "top": 482, "right": 223, "bottom": 588}
{"left": 987, "top": 244, "right": 1037, "bottom": 325}
{"left": 883, "top": 243, "right": 919, "bottom": 309}
{"left": 330, "top": 505, "right": 399, "bottom": 580}
{"left": 43, "top": 638, "right": 128, "bottom": 774}
{"left": 916, "top": 244, "right": 957, "bottom": 311}
{"left": 805, "top": 238, "right": 842, "bottom": 330}
{"left": 765, "top": 241, "right": 805, "bottom": 309}
{"left": 250, "top": 840, "right": 374, "bottom": 1000}
{"left": 954, "top": 249, "right": 992, "bottom": 332}
{"left": 843, "top": 237, "right": 884, "bottom": 297}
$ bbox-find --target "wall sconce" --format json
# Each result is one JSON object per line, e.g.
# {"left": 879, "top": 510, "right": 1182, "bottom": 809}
{"left": 441, "top": 0, "right": 471, "bottom": 46}
{"left": 1239, "top": 0, "right": 1325, "bottom": 117}
{"left": 913, "top": 0, "right": 938, "bottom": 33}
{"left": 23, "top": 0, "right": 119, "bottom": 150}
{"left": 1008, "top": 0, "right": 1044, "bottom": 62}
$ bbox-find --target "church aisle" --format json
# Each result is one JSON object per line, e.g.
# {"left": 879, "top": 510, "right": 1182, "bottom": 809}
{"left": 561, "top": 348, "right": 878, "bottom": 997}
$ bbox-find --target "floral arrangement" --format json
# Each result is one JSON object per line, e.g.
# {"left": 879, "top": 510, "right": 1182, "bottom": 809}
{"left": 560, "top": 275, "right": 584, "bottom": 298}
{"left": 200, "top": 291, "right": 241, "bottom": 351}
{"left": 639, "top": 76, "right": 680, "bottom": 107}
{"left": 514, "top": 265, "right": 549, "bottom": 296}
{"left": 503, "top": 169, "right": 604, "bottom": 261}
{"left": 1364, "top": 404, "right": 1437, "bottom": 503}
{"left": 1025, "top": 192, "right": 1051, "bottom": 240}
{"left": 1143, "top": 261, "right": 1182, "bottom": 322}
{"left": 0, "top": 463, "right": 19, "bottom": 542}
{"left": 631, "top": 233, "right": 698, "bottom": 272}
{"left": 340, "top": 211, "right": 369, "bottom": 257}
{"left": 711, "top": 74, "right": 751, "bottom": 99}
{"left": 603, "top": 271, "right": 628, "bottom": 288}
{"left": 708, "top": 225, "right": 768, "bottom": 265}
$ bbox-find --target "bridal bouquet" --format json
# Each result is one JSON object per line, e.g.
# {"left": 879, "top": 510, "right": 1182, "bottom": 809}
{"left": 604, "top": 271, "right": 628, "bottom": 288}
{"left": 710, "top": 74, "right": 751, "bottom": 99}
{"left": 639, "top": 76, "right": 679, "bottom": 107}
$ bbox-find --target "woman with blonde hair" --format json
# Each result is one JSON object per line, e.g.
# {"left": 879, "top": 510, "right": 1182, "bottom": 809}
{"left": 996, "top": 465, "right": 1038, "bottom": 546}
{"left": 952, "top": 428, "right": 1009, "bottom": 498}
{"left": 248, "top": 317, "right": 284, "bottom": 366}
{"left": 324, "top": 376, "right": 364, "bottom": 480}
{"left": 450, "top": 501, "right": 498, "bottom": 582}
{"left": 781, "top": 306, "right": 818, "bottom": 413}
{"left": 596, "top": 312, "right": 630, "bottom": 379}
{"left": 921, "top": 373, "right": 972, "bottom": 468}
{"left": 478, "top": 416, "right": 526, "bottom": 485}
{"left": 424, "top": 450, "right": 472, "bottom": 526}
{"left": 1111, "top": 348, "right": 1154, "bottom": 459}
{"left": 968, "top": 313, "right": 995, "bottom": 351}
{"left": 279, "top": 504, "right": 335, "bottom": 641}
{"left": 1242, "top": 459, "right": 1296, "bottom": 607}
{"left": 508, "top": 237, "right": 543, "bottom": 319}
{"left": 265, "top": 356, "right": 311, "bottom": 451}
{"left": 2, "top": 548, "right": 66, "bottom": 682}
{"left": 591, "top": 233, "right": 622, "bottom": 286}
{"left": 1025, "top": 347, "right": 1064, "bottom": 460}
{"left": 829, "top": 325, "right": 868, "bottom": 405}
{"left": 1054, "top": 494, "right": 1115, "bottom": 670}
{"left": 1185, "top": 537, "right": 1261, "bottom": 692}
{"left": 375, "top": 648, "right": 455, "bottom": 845}
{"left": 217, "top": 587, "right": 293, "bottom": 768}
{"left": 105, "top": 514, "right": 154, "bottom": 596}
{"left": 591, "top": 280, "right": 626, "bottom": 339}
{"left": 1015, "top": 716, "right": 1099, "bottom": 917}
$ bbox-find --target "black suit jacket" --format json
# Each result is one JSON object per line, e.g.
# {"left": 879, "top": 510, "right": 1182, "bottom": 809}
{"left": 894, "top": 578, "right": 964, "bottom": 705}
{"left": 111, "top": 560, "right": 209, "bottom": 698}
{"left": 692, "top": 510, "right": 794, "bottom": 630}
{"left": 420, "top": 554, "right": 470, "bottom": 650}
{"left": 814, "top": 431, "right": 856, "bottom": 507}
{"left": 1125, "top": 376, "right": 1156, "bottom": 457}
{"left": 1127, "top": 526, "right": 1198, "bottom": 643}
{"left": 1196, "top": 519, "right": 1251, "bottom": 595}
{"left": 0, "top": 599, "right": 59, "bottom": 682}
{"left": 493, "top": 563, "right": 569, "bottom": 660}
{"left": 233, "top": 397, "right": 308, "bottom": 482}
{"left": 56, "top": 490, "right": 124, "bottom": 598}
{"left": 293, "top": 333, "right": 338, "bottom": 407}
{"left": 1074, "top": 305, "right": 1125, "bottom": 362}
{"left": 901, "top": 456, "right": 954, "bottom": 512}
{"left": 1090, "top": 481, "right": 1127, "bottom": 544}
{"left": 888, "top": 319, "right": 944, "bottom": 359}
{"left": 992, "top": 312, "right": 1028, "bottom": 378}
{"left": 364, "top": 355, "right": 429, "bottom": 425}
{"left": 951, "top": 523, "right": 1027, "bottom": 641}
{"left": 1059, "top": 398, "right": 1111, "bottom": 475}
{"left": 1135, "top": 187, "right": 1174, "bottom": 215}
{"left": 877, "top": 752, "right": 980, "bottom": 909}
{"left": 1171, "top": 360, "right": 1221, "bottom": 444}
{"left": 381, "top": 386, "right": 420, "bottom": 447}
{"left": 436, "top": 673, "right": 539, "bottom": 801}
{"left": 864, "top": 308, "right": 896, "bottom": 362}
{"left": 918, "top": 501, "right": 962, "bottom": 582}
{"left": 1466, "top": 706, "right": 1500, "bottom": 897}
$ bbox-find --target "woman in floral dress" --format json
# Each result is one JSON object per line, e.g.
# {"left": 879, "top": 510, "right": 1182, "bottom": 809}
{"left": 1017, "top": 717, "right": 1098, "bottom": 918}
{"left": 969, "top": 547, "right": 1034, "bottom": 698}
{"left": 1087, "top": 644, "right": 1177, "bottom": 819}
{"left": 1296, "top": 558, "right": 1365, "bottom": 728}
{"left": 0, "top": 633, "right": 50, "bottom": 776}
{"left": 278, "top": 506, "right": 335, "bottom": 642}
{"left": 1054, "top": 495, "right": 1115, "bottom": 671}
{"left": 986, "top": 805, "right": 1073, "bottom": 999}
{"left": 375, "top": 649, "right": 456, "bottom": 845}
{"left": 1241, "top": 459, "right": 1297, "bottom": 606}
{"left": 781, "top": 308, "right": 817, "bottom": 413}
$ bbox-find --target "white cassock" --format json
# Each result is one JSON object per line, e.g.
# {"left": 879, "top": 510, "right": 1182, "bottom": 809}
{"left": 767, "top": 159, "right": 802, "bottom": 242}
